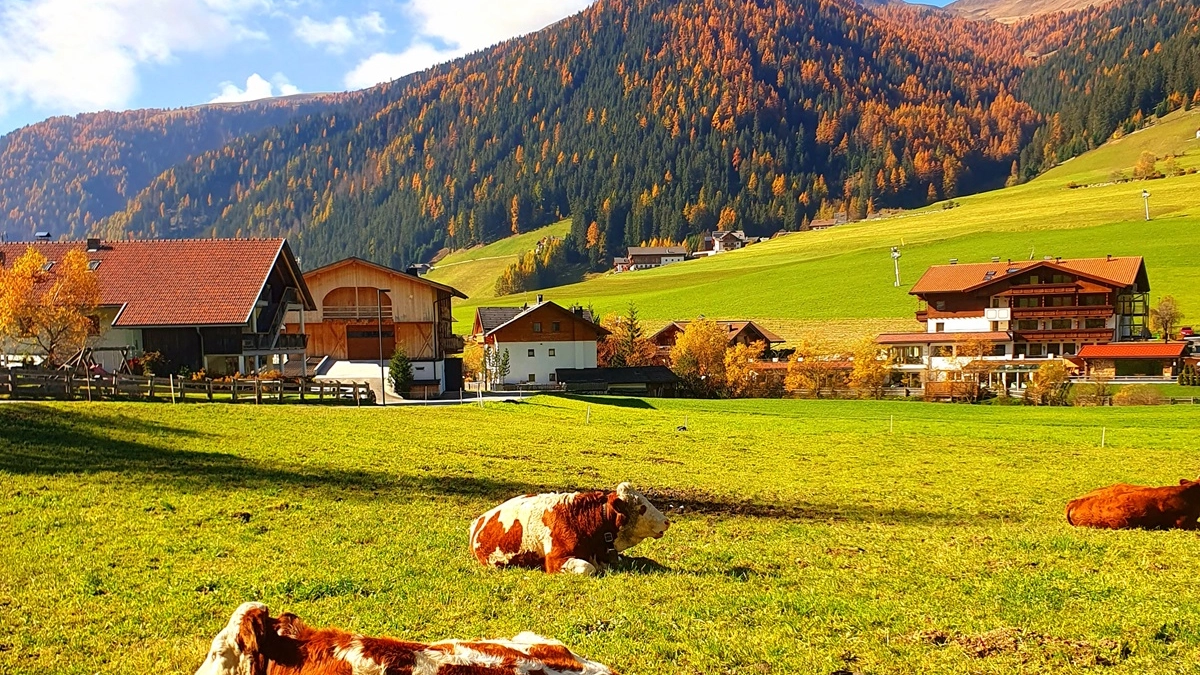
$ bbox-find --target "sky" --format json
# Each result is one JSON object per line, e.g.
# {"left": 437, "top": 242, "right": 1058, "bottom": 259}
{"left": 0, "top": 0, "right": 951, "bottom": 136}
{"left": 0, "top": 0, "right": 595, "bottom": 134}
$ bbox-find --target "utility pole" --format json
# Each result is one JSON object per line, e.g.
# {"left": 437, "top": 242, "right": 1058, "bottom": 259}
{"left": 891, "top": 247, "right": 902, "bottom": 287}
{"left": 1142, "top": 189, "right": 1151, "bottom": 221}
{"left": 377, "top": 288, "right": 391, "bottom": 405}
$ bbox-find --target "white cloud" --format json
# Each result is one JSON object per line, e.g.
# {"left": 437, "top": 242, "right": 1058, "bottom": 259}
{"left": 344, "top": 0, "right": 594, "bottom": 90}
{"left": 209, "top": 73, "right": 300, "bottom": 103}
{"left": 0, "top": 0, "right": 268, "bottom": 115}
{"left": 295, "top": 11, "right": 387, "bottom": 53}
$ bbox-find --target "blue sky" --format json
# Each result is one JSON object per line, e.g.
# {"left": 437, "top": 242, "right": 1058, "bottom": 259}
{"left": 0, "top": 0, "right": 949, "bottom": 136}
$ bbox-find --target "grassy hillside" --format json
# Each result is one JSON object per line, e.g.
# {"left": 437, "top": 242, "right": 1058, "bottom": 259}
{"left": 425, "top": 220, "right": 571, "bottom": 301}
{"left": 4, "top": 397, "right": 1200, "bottom": 674}
{"left": 456, "top": 109, "right": 1200, "bottom": 347}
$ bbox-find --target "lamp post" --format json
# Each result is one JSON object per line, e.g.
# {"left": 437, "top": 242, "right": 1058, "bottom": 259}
{"left": 377, "top": 288, "right": 391, "bottom": 405}
{"left": 1142, "top": 189, "right": 1151, "bottom": 221}
{"left": 891, "top": 246, "right": 902, "bottom": 287}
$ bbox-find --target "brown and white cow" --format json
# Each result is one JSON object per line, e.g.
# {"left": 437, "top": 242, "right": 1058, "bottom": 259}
{"left": 469, "top": 482, "right": 670, "bottom": 575}
{"left": 194, "top": 602, "right": 617, "bottom": 675}
{"left": 1066, "top": 479, "right": 1200, "bottom": 529}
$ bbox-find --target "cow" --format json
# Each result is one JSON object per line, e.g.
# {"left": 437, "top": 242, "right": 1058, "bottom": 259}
{"left": 1066, "top": 479, "right": 1200, "bottom": 529}
{"left": 469, "top": 482, "right": 670, "bottom": 575}
{"left": 194, "top": 602, "right": 617, "bottom": 675}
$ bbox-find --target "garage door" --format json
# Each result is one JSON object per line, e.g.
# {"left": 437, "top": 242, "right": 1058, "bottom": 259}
{"left": 346, "top": 327, "right": 395, "bottom": 360}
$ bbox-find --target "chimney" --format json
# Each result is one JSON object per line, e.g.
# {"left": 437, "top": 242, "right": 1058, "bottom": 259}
{"left": 1055, "top": 256, "right": 1061, "bottom": 263}
{"left": 536, "top": 293, "right": 544, "bottom": 304}
{"left": 949, "top": 258, "right": 958, "bottom": 265}
{"left": 574, "top": 306, "right": 584, "bottom": 318}
{"left": 1106, "top": 254, "right": 1112, "bottom": 261}
{"left": 86, "top": 237, "right": 101, "bottom": 252}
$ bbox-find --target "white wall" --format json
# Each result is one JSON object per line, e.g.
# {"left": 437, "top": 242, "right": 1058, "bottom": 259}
{"left": 926, "top": 316, "right": 992, "bottom": 333}
{"left": 494, "top": 339, "right": 597, "bottom": 384}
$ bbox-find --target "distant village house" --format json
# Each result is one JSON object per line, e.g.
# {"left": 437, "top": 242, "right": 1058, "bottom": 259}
{"left": 472, "top": 297, "right": 609, "bottom": 387}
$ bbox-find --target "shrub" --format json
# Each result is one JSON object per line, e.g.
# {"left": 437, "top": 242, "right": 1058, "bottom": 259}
{"left": 389, "top": 347, "right": 413, "bottom": 398}
{"left": 259, "top": 369, "right": 282, "bottom": 381}
{"left": 1113, "top": 385, "right": 1165, "bottom": 406}
{"left": 1178, "top": 364, "right": 1200, "bottom": 387}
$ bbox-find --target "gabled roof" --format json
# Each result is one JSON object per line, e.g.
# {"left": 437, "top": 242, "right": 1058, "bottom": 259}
{"left": 474, "top": 307, "right": 524, "bottom": 334}
{"left": 0, "top": 238, "right": 313, "bottom": 327}
{"left": 652, "top": 320, "right": 785, "bottom": 344}
{"left": 628, "top": 246, "right": 687, "bottom": 256}
{"left": 477, "top": 301, "right": 607, "bottom": 337}
{"left": 1078, "top": 342, "right": 1186, "bottom": 359}
{"left": 303, "top": 257, "right": 467, "bottom": 299}
{"left": 910, "top": 257, "right": 1147, "bottom": 295}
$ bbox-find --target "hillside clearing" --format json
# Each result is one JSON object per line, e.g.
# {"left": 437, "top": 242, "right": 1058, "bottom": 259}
{"left": 3, "top": 398, "right": 1200, "bottom": 674}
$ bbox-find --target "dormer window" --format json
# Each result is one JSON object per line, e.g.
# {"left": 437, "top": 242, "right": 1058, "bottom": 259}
{"left": 42, "top": 261, "right": 55, "bottom": 272}
{"left": 88, "top": 260, "right": 101, "bottom": 271}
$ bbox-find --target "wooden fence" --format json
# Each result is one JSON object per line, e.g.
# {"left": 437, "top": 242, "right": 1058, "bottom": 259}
{"left": 0, "top": 368, "right": 375, "bottom": 405}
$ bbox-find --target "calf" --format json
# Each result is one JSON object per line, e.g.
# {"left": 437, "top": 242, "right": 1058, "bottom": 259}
{"left": 195, "top": 602, "right": 617, "bottom": 675}
{"left": 1066, "top": 479, "right": 1200, "bottom": 529}
{"left": 470, "top": 482, "right": 670, "bottom": 575}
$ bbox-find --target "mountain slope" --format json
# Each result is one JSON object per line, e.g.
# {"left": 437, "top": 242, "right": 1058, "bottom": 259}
{"left": 459, "top": 108, "right": 1200, "bottom": 346}
{"left": 93, "top": 0, "right": 1046, "bottom": 269}
{"left": 946, "top": 0, "right": 1103, "bottom": 23}
{"left": 0, "top": 96, "right": 341, "bottom": 240}
{"left": 424, "top": 219, "right": 572, "bottom": 300}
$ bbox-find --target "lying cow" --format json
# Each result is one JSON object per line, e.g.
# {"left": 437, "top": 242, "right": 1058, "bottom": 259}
{"left": 1066, "top": 479, "right": 1200, "bottom": 529}
{"left": 195, "top": 602, "right": 617, "bottom": 675}
{"left": 470, "top": 482, "right": 670, "bottom": 575}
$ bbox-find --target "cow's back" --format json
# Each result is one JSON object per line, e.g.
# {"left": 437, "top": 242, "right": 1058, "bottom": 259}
{"left": 470, "top": 492, "right": 576, "bottom": 569}
{"left": 1067, "top": 483, "right": 1200, "bottom": 529}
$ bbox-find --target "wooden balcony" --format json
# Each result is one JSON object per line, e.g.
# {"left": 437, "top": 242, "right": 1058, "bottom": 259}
{"left": 1012, "top": 328, "right": 1113, "bottom": 342}
{"left": 1010, "top": 306, "right": 1114, "bottom": 319}
{"left": 1000, "top": 283, "right": 1079, "bottom": 296}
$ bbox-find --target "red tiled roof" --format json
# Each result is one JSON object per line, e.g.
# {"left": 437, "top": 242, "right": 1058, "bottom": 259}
{"left": 875, "top": 331, "right": 1010, "bottom": 344}
{"left": 0, "top": 239, "right": 309, "bottom": 327}
{"left": 910, "top": 257, "right": 1145, "bottom": 294}
{"left": 1077, "top": 343, "right": 1186, "bottom": 359}
{"left": 652, "top": 320, "right": 785, "bottom": 344}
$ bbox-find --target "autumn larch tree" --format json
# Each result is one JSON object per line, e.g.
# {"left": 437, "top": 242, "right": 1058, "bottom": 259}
{"left": 669, "top": 318, "right": 728, "bottom": 396}
{"left": 0, "top": 247, "right": 101, "bottom": 367}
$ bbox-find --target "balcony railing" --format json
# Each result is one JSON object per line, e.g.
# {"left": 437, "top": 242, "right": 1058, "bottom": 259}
{"left": 242, "top": 332, "right": 308, "bottom": 352}
{"left": 1002, "top": 283, "right": 1079, "bottom": 295}
{"left": 323, "top": 306, "right": 392, "bottom": 320}
{"left": 1010, "top": 305, "right": 1113, "bottom": 319}
{"left": 1012, "top": 328, "right": 1113, "bottom": 341}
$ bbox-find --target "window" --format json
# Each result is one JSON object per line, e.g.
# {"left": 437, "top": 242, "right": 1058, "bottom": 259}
{"left": 1049, "top": 296, "right": 1074, "bottom": 307}
{"left": 889, "top": 346, "right": 923, "bottom": 365}
{"left": 527, "top": 349, "right": 535, "bottom": 357}
{"left": 41, "top": 261, "right": 54, "bottom": 272}
{"left": 532, "top": 322, "right": 542, "bottom": 333}
{"left": 1081, "top": 294, "right": 1107, "bottom": 306}
{"left": 1016, "top": 297, "right": 1039, "bottom": 308}
{"left": 528, "top": 374, "right": 536, "bottom": 383}
{"left": 1015, "top": 343, "right": 1028, "bottom": 356}
{"left": 935, "top": 322, "right": 945, "bottom": 333}
{"left": 991, "top": 344, "right": 1007, "bottom": 356}
{"left": 991, "top": 321, "right": 1000, "bottom": 332}
{"left": 1061, "top": 343, "right": 1077, "bottom": 355}
{"left": 1026, "top": 274, "right": 1040, "bottom": 285}
{"left": 551, "top": 322, "right": 561, "bottom": 332}
{"left": 87, "top": 260, "right": 101, "bottom": 271}
{"left": 1051, "top": 319, "right": 1072, "bottom": 330}
{"left": 549, "top": 373, "right": 557, "bottom": 382}
{"left": 548, "top": 348, "right": 556, "bottom": 357}
{"left": 1016, "top": 320, "right": 1039, "bottom": 331}
{"left": 932, "top": 345, "right": 954, "bottom": 357}
{"left": 1085, "top": 318, "right": 1106, "bottom": 329}
{"left": 1028, "top": 343, "right": 1045, "bottom": 357}
{"left": 934, "top": 301, "right": 946, "bottom": 311}
{"left": 990, "top": 297, "right": 1002, "bottom": 308}
{"left": 1051, "top": 274, "right": 1071, "bottom": 284}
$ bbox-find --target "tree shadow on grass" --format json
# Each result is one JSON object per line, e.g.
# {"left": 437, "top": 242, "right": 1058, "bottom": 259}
{"left": 557, "top": 395, "right": 657, "bottom": 409}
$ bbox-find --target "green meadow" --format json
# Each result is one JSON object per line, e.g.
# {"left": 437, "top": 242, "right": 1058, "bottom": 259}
{"left": 4, "top": 397, "right": 1200, "bottom": 674}
{"left": 426, "top": 219, "right": 572, "bottom": 302}
{"left": 446, "top": 109, "right": 1200, "bottom": 347}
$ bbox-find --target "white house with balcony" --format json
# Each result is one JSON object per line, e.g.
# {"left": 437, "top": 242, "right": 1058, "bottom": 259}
{"left": 471, "top": 298, "right": 609, "bottom": 388}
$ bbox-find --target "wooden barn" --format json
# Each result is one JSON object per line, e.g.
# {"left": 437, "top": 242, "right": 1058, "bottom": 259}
{"left": 284, "top": 258, "right": 466, "bottom": 394}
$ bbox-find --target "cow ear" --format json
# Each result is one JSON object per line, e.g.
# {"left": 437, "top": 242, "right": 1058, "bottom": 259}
{"left": 237, "top": 607, "right": 273, "bottom": 675}
{"left": 616, "top": 482, "right": 635, "bottom": 500}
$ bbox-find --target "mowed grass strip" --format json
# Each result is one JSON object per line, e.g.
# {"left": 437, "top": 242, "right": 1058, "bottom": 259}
{"left": 3, "top": 398, "right": 1200, "bottom": 674}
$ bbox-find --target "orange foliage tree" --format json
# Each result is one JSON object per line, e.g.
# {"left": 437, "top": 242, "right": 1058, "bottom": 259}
{"left": 0, "top": 247, "right": 101, "bottom": 366}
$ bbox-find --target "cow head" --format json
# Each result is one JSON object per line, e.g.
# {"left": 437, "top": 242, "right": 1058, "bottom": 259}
{"left": 194, "top": 602, "right": 271, "bottom": 675}
{"left": 613, "top": 482, "right": 670, "bottom": 551}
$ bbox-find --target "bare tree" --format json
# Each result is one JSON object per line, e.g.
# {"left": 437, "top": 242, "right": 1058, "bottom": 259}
{"left": 1150, "top": 295, "right": 1183, "bottom": 341}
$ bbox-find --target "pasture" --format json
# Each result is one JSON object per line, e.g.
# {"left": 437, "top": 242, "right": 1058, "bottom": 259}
{"left": 3, "top": 397, "right": 1200, "bottom": 674}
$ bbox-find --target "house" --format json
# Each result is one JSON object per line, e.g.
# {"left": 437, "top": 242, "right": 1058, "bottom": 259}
{"left": 1077, "top": 342, "right": 1187, "bottom": 379}
{"left": 623, "top": 246, "right": 688, "bottom": 271}
{"left": 472, "top": 297, "right": 609, "bottom": 387}
{"left": 0, "top": 237, "right": 314, "bottom": 376}
{"left": 283, "top": 257, "right": 466, "bottom": 396}
{"left": 712, "top": 230, "right": 753, "bottom": 253}
{"left": 876, "top": 255, "right": 1153, "bottom": 389}
{"left": 554, "top": 366, "right": 680, "bottom": 397}
{"left": 651, "top": 320, "right": 785, "bottom": 363}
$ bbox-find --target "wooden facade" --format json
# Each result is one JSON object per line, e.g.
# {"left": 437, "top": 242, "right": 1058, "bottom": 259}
{"left": 285, "top": 258, "right": 466, "bottom": 363}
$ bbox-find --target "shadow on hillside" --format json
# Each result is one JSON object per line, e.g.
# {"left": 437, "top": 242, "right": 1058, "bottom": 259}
{"left": 646, "top": 487, "right": 1022, "bottom": 526}
{"left": 562, "top": 395, "right": 657, "bottom": 409}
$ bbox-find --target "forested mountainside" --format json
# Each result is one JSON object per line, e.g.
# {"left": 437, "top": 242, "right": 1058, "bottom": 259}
{"left": 946, "top": 0, "right": 1103, "bottom": 23}
{"left": 0, "top": 96, "right": 340, "bottom": 240}
{"left": 1017, "top": 0, "right": 1200, "bottom": 177}
{"left": 0, "top": 0, "right": 1196, "bottom": 272}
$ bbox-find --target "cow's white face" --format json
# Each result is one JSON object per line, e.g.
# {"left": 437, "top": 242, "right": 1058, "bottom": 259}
{"left": 194, "top": 602, "right": 267, "bottom": 675}
{"left": 614, "top": 482, "right": 670, "bottom": 551}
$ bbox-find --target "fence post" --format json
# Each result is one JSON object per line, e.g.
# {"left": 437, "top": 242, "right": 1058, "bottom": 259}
{"left": 112, "top": 374, "right": 119, "bottom": 399}
{"left": 278, "top": 380, "right": 284, "bottom": 404}
{"left": 353, "top": 382, "right": 361, "bottom": 406}
{"left": 231, "top": 378, "right": 238, "bottom": 403}
{"left": 85, "top": 372, "right": 92, "bottom": 402}
{"left": 319, "top": 382, "right": 325, "bottom": 401}
{"left": 207, "top": 379, "right": 214, "bottom": 402}
{"left": 9, "top": 371, "right": 17, "bottom": 400}
{"left": 254, "top": 379, "right": 262, "bottom": 405}
{"left": 170, "top": 375, "right": 177, "bottom": 404}
{"left": 299, "top": 380, "right": 305, "bottom": 403}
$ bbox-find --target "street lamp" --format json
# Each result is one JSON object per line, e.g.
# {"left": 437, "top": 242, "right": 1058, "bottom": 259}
{"left": 377, "top": 288, "right": 391, "bottom": 405}
{"left": 1142, "top": 189, "right": 1151, "bottom": 221}
{"left": 891, "top": 246, "right": 902, "bottom": 287}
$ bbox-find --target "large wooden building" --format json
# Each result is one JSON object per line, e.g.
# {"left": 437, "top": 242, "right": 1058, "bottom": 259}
{"left": 472, "top": 299, "right": 608, "bottom": 387}
{"left": 877, "top": 255, "right": 1156, "bottom": 388}
{"left": 284, "top": 258, "right": 466, "bottom": 393}
{"left": 0, "top": 238, "right": 313, "bottom": 376}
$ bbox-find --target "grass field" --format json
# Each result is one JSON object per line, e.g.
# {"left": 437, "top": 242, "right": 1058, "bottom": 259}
{"left": 426, "top": 219, "right": 572, "bottom": 301}
{"left": 449, "top": 109, "right": 1200, "bottom": 348}
{"left": 5, "top": 397, "right": 1200, "bottom": 674}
